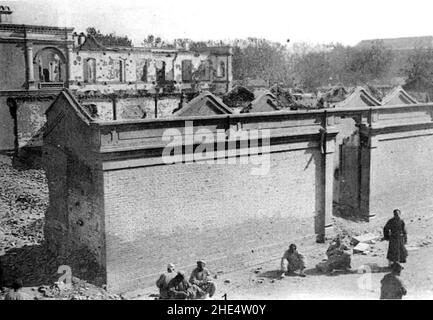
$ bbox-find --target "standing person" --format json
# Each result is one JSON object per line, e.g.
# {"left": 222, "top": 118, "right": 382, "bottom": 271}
{"left": 383, "top": 209, "right": 408, "bottom": 266}
{"left": 189, "top": 261, "right": 216, "bottom": 298}
{"left": 281, "top": 244, "right": 306, "bottom": 277}
{"left": 156, "top": 263, "right": 176, "bottom": 299}
{"left": 380, "top": 263, "right": 407, "bottom": 299}
{"left": 4, "top": 279, "right": 30, "bottom": 300}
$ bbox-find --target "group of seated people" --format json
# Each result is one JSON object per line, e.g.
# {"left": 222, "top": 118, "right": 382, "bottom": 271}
{"left": 281, "top": 238, "right": 352, "bottom": 277}
{"left": 156, "top": 260, "right": 216, "bottom": 300}
{"left": 157, "top": 239, "right": 351, "bottom": 299}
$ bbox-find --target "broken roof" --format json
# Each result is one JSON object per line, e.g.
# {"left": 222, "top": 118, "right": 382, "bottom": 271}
{"left": 334, "top": 86, "right": 381, "bottom": 108}
{"left": 381, "top": 86, "right": 418, "bottom": 105}
{"left": 241, "top": 91, "right": 279, "bottom": 113}
{"left": 173, "top": 91, "right": 233, "bottom": 117}
{"left": 320, "top": 84, "right": 348, "bottom": 103}
{"left": 222, "top": 85, "right": 255, "bottom": 109}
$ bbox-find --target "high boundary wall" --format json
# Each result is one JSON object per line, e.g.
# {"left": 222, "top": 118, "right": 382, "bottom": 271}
{"left": 43, "top": 90, "right": 433, "bottom": 293}
{"left": 327, "top": 104, "right": 433, "bottom": 220}
{"left": 359, "top": 104, "right": 433, "bottom": 220}
{"left": 44, "top": 91, "right": 337, "bottom": 293}
{"left": 97, "top": 111, "right": 337, "bottom": 292}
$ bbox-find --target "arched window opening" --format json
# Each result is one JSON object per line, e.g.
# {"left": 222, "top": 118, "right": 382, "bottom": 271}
{"left": 141, "top": 61, "right": 148, "bottom": 82}
{"left": 33, "top": 48, "right": 66, "bottom": 83}
{"left": 156, "top": 60, "right": 166, "bottom": 85}
{"left": 218, "top": 61, "right": 226, "bottom": 78}
{"left": 119, "top": 60, "right": 126, "bottom": 83}
{"left": 84, "top": 58, "right": 97, "bottom": 83}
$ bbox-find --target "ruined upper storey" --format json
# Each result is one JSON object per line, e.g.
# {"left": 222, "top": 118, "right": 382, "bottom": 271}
{"left": 0, "top": 7, "right": 233, "bottom": 96}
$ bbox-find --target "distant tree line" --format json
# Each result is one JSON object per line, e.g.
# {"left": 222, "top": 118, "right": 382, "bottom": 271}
{"left": 86, "top": 28, "right": 433, "bottom": 91}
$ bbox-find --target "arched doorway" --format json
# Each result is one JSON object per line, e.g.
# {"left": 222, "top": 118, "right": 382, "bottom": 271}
{"left": 33, "top": 48, "right": 66, "bottom": 84}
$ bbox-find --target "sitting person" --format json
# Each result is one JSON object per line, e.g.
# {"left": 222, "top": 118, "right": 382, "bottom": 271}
{"left": 167, "top": 271, "right": 198, "bottom": 300}
{"left": 380, "top": 263, "right": 407, "bottom": 300}
{"left": 156, "top": 263, "right": 176, "bottom": 299}
{"left": 189, "top": 260, "right": 216, "bottom": 298}
{"left": 280, "top": 244, "right": 306, "bottom": 277}
{"left": 316, "top": 236, "right": 352, "bottom": 273}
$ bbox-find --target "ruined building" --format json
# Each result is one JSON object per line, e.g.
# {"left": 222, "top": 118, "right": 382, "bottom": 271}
{"left": 0, "top": 6, "right": 232, "bottom": 155}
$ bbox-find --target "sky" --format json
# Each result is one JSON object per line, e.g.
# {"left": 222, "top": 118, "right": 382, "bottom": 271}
{"left": 3, "top": 0, "right": 433, "bottom": 47}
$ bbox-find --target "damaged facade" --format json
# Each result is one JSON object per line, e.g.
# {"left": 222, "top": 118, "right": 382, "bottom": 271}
{"left": 71, "top": 35, "right": 232, "bottom": 95}
{"left": 0, "top": 7, "right": 233, "bottom": 154}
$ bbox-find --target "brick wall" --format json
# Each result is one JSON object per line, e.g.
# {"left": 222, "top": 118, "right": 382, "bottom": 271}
{"left": 43, "top": 93, "right": 433, "bottom": 294}
{"left": 103, "top": 148, "right": 322, "bottom": 292}
{"left": 333, "top": 116, "right": 360, "bottom": 206}
{"left": 370, "top": 133, "right": 433, "bottom": 219}
{"left": 43, "top": 92, "right": 106, "bottom": 284}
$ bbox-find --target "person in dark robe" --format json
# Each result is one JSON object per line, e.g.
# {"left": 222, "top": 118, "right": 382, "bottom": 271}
{"left": 281, "top": 244, "right": 306, "bottom": 277}
{"left": 380, "top": 263, "right": 407, "bottom": 299}
{"left": 383, "top": 209, "right": 408, "bottom": 266}
{"left": 167, "top": 271, "right": 199, "bottom": 300}
{"left": 156, "top": 263, "right": 176, "bottom": 299}
{"left": 189, "top": 260, "right": 216, "bottom": 298}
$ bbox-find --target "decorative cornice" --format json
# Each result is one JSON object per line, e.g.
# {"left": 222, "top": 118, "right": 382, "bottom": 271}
{"left": 0, "top": 38, "right": 73, "bottom": 45}
{"left": 0, "top": 24, "right": 74, "bottom": 35}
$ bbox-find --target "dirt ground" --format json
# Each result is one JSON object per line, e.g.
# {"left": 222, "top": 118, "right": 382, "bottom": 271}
{"left": 132, "top": 213, "right": 433, "bottom": 300}
{"left": 1, "top": 155, "right": 432, "bottom": 300}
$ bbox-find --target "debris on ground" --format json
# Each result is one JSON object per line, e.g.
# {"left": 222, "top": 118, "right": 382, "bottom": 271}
{"left": 352, "top": 233, "right": 380, "bottom": 245}
{"left": 0, "top": 161, "right": 47, "bottom": 255}
{"left": 0, "top": 158, "right": 121, "bottom": 300}
{"left": 353, "top": 243, "right": 370, "bottom": 254}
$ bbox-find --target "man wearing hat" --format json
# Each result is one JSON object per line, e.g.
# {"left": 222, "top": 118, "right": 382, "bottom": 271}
{"left": 380, "top": 263, "right": 407, "bottom": 299}
{"left": 156, "top": 263, "right": 176, "bottom": 299}
{"left": 383, "top": 209, "right": 408, "bottom": 266}
{"left": 189, "top": 260, "right": 216, "bottom": 298}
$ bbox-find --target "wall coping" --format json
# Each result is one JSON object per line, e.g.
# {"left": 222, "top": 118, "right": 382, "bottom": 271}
{"left": 91, "top": 102, "right": 433, "bottom": 128}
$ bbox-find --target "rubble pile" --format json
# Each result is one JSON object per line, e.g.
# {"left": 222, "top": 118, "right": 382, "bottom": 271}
{"left": 33, "top": 278, "right": 121, "bottom": 300}
{"left": 0, "top": 161, "right": 48, "bottom": 254}
{"left": 0, "top": 159, "right": 118, "bottom": 300}
{"left": 222, "top": 86, "right": 255, "bottom": 110}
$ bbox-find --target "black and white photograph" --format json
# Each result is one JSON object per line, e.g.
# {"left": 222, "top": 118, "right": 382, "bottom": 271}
{"left": 0, "top": 0, "right": 432, "bottom": 306}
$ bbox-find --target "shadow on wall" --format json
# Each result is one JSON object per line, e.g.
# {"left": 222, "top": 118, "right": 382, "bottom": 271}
{"left": 12, "top": 146, "right": 43, "bottom": 170}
